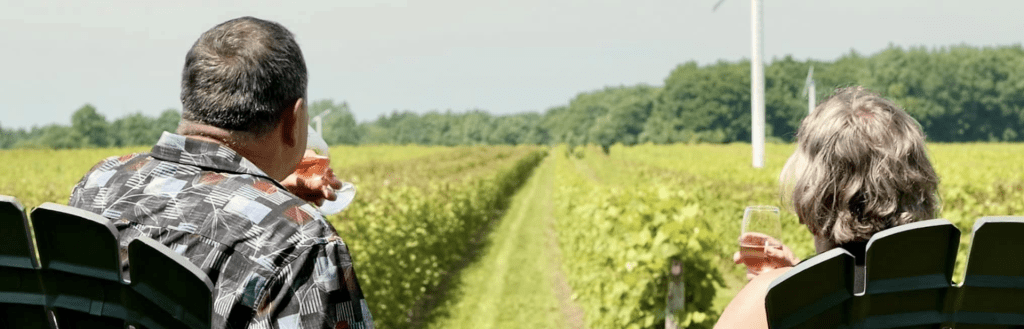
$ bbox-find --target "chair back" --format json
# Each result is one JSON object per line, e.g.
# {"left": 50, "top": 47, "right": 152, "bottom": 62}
{"left": 858, "top": 219, "right": 960, "bottom": 328}
{"left": 127, "top": 237, "right": 214, "bottom": 329}
{"left": 0, "top": 195, "right": 50, "bottom": 327}
{"left": 956, "top": 216, "right": 1024, "bottom": 329}
{"left": 0, "top": 195, "right": 215, "bottom": 329}
{"left": 766, "top": 219, "right": 962, "bottom": 329}
{"left": 766, "top": 248, "right": 856, "bottom": 329}
{"left": 32, "top": 202, "right": 128, "bottom": 328}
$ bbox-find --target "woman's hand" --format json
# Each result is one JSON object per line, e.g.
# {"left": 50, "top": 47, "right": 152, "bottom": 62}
{"left": 734, "top": 232, "right": 799, "bottom": 281}
{"left": 281, "top": 150, "right": 344, "bottom": 206}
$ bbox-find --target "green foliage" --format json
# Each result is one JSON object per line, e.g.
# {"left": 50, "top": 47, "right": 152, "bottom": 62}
{"left": 332, "top": 146, "right": 546, "bottom": 328}
{"left": 34, "top": 124, "right": 87, "bottom": 149}
{"left": 644, "top": 61, "right": 751, "bottom": 143}
{"left": 71, "top": 104, "right": 112, "bottom": 148}
{"left": 155, "top": 109, "right": 181, "bottom": 137}
{"left": 6, "top": 143, "right": 1024, "bottom": 328}
{"left": 310, "top": 99, "right": 361, "bottom": 145}
{"left": 4, "top": 106, "right": 179, "bottom": 149}
{"left": 553, "top": 146, "right": 725, "bottom": 329}
{"left": 0, "top": 146, "right": 150, "bottom": 207}
{"left": 111, "top": 112, "right": 155, "bottom": 146}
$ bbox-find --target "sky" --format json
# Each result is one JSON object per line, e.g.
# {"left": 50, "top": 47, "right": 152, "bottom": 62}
{"left": 2, "top": 0, "right": 1023, "bottom": 129}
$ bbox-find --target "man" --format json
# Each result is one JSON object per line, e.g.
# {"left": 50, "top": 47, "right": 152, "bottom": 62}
{"left": 69, "top": 17, "right": 374, "bottom": 329}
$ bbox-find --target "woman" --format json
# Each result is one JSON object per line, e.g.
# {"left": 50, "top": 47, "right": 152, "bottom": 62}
{"left": 714, "top": 86, "right": 941, "bottom": 328}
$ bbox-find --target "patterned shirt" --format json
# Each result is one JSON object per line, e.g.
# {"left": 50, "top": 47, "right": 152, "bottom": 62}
{"left": 69, "top": 132, "right": 374, "bottom": 329}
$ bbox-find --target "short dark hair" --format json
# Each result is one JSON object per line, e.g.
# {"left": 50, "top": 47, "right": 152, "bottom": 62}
{"left": 180, "top": 16, "right": 307, "bottom": 135}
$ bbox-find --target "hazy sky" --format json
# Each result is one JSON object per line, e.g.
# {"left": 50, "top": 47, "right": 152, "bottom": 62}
{"left": 2, "top": 0, "right": 1022, "bottom": 129}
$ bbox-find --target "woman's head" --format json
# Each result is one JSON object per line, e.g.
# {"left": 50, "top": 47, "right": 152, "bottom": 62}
{"left": 781, "top": 86, "right": 939, "bottom": 248}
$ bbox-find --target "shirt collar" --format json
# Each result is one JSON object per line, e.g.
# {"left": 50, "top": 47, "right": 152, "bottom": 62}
{"left": 150, "top": 132, "right": 276, "bottom": 181}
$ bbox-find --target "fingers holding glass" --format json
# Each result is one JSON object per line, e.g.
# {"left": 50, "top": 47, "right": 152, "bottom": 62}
{"left": 739, "top": 206, "right": 783, "bottom": 280}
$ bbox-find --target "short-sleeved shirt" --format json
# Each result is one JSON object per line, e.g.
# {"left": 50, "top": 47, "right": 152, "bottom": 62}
{"left": 69, "top": 132, "right": 374, "bottom": 329}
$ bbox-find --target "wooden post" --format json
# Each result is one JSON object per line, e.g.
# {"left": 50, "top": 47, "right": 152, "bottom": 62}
{"left": 665, "top": 259, "right": 685, "bottom": 328}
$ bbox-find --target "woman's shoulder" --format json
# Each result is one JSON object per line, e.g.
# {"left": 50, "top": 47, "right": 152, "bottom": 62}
{"left": 714, "top": 267, "right": 791, "bottom": 329}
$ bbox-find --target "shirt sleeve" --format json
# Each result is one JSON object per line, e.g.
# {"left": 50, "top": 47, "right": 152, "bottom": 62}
{"left": 68, "top": 153, "right": 146, "bottom": 208}
{"left": 257, "top": 239, "right": 375, "bottom": 329}
{"left": 68, "top": 156, "right": 119, "bottom": 208}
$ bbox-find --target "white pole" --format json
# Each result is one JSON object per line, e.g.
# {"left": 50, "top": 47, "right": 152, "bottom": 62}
{"left": 312, "top": 109, "right": 333, "bottom": 136}
{"left": 808, "top": 82, "right": 815, "bottom": 114}
{"left": 751, "top": 0, "right": 765, "bottom": 168}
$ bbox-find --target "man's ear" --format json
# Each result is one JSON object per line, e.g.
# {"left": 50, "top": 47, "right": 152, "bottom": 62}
{"left": 281, "top": 98, "right": 305, "bottom": 147}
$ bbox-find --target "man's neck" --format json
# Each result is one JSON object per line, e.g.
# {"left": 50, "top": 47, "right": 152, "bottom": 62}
{"left": 177, "top": 120, "right": 289, "bottom": 181}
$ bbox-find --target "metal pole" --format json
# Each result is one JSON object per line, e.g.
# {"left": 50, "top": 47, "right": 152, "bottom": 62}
{"left": 751, "top": 0, "right": 765, "bottom": 168}
{"left": 808, "top": 82, "right": 815, "bottom": 114}
{"left": 312, "top": 109, "right": 332, "bottom": 135}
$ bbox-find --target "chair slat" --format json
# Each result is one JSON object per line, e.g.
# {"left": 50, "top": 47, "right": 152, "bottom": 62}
{"left": 856, "top": 219, "right": 960, "bottom": 328}
{"left": 956, "top": 216, "right": 1024, "bottom": 328}
{"left": 127, "top": 236, "right": 213, "bottom": 329}
{"left": 0, "top": 195, "right": 36, "bottom": 269}
{"left": 0, "top": 195, "right": 49, "bottom": 327}
{"left": 30, "top": 203, "right": 127, "bottom": 328}
{"left": 766, "top": 248, "right": 856, "bottom": 329}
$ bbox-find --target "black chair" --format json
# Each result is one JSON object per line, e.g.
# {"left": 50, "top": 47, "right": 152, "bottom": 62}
{"left": 0, "top": 195, "right": 214, "bottom": 329}
{"left": 126, "top": 237, "right": 213, "bottom": 329}
{"left": 956, "top": 216, "right": 1024, "bottom": 329}
{"left": 765, "top": 248, "right": 856, "bottom": 329}
{"left": 32, "top": 202, "right": 129, "bottom": 328}
{"left": 0, "top": 195, "right": 50, "bottom": 327}
{"left": 766, "top": 219, "right": 962, "bottom": 329}
{"left": 856, "top": 219, "right": 960, "bottom": 328}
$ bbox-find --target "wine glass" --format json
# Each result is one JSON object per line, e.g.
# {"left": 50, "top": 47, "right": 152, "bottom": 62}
{"left": 739, "top": 205, "right": 782, "bottom": 279}
{"left": 305, "top": 126, "right": 357, "bottom": 216}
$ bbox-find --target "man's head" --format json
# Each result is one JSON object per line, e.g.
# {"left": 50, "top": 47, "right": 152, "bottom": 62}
{"left": 178, "top": 17, "right": 308, "bottom": 180}
{"left": 181, "top": 16, "right": 307, "bottom": 135}
{"left": 781, "top": 86, "right": 940, "bottom": 250}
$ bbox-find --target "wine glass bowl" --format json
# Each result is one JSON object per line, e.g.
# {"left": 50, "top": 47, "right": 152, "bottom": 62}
{"left": 739, "top": 205, "right": 782, "bottom": 279}
{"left": 319, "top": 182, "right": 356, "bottom": 215}
{"left": 305, "top": 126, "right": 357, "bottom": 216}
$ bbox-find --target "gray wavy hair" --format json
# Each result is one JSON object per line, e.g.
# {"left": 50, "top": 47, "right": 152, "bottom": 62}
{"left": 781, "top": 86, "right": 940, "bottom": 245}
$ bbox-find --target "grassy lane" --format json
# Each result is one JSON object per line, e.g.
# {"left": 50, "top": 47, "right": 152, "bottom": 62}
{"left": 427, "top": 156, "right": 574, "bottom": 329}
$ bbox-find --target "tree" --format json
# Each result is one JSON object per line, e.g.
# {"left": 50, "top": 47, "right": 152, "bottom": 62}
{"left": 643, "top": 60, "right": 750, "bottom": 143}
{"left": 154, "top": 109, "right": 181, "bottom": 137}
{"left": 32, "top": 124, "right": 85, "bottom": 149}
{"left": 71, "top": 104, "right": 111, "bottom": 148}
{"left": 0, "top": 123, "right": 16, "bottom": 149}
{"left": 111, "top": 112, "right": 155, "bottom": 146}
{"left": 588, "top": 85, "right": 657, "bottom": 148}
{"left": 310, "top": 100, "right": 360, "bottom": 145}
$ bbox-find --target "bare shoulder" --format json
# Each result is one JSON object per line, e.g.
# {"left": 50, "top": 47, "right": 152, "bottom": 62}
{"left": 714, "top": 267, "right": 791, "bottom": 329}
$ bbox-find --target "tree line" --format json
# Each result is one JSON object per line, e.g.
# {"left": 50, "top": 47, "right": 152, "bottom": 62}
{"left": 1, "top": 105, "right": 181, "bottom": 149}
{"left": 5, "top": 44, "right": 1024, "bottom": 149}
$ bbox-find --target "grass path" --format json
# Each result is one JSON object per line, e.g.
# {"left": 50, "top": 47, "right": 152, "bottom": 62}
{"left": 427, "top": 156, "right": 584, "bottom": 329}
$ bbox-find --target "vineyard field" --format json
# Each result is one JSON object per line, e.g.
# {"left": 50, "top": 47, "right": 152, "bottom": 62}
{"left": 3, "top": 143, "right": 1023, "bottom": 328}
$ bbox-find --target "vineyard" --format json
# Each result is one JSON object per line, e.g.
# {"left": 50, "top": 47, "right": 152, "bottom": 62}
{"left": 3, "top": 143, "right": 1024, "bottom": 328}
